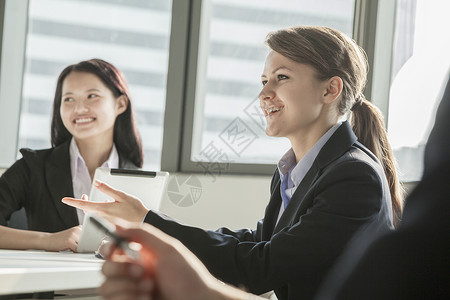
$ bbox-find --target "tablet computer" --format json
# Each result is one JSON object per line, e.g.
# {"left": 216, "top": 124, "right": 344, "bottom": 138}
{"left": 77, "top": 168, "right": 169, "bottom": 253}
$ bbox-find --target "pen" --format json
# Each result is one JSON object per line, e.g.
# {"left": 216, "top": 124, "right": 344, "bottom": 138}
{"left": 88, "top": 215, "right": 155, "bottom": 278}
{"left": 89, "top": 215, "right": 141, "bottom": 261}
{"left": 88, "top": 215, "right": 156, "bottom": 277}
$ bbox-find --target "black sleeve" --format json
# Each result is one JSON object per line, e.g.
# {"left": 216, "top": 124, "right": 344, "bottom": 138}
{"left": 145, "top": 160, "right": 384, "bottom": 294}
{"left": 0, "top": 158, "right": 31, "bottom": 225}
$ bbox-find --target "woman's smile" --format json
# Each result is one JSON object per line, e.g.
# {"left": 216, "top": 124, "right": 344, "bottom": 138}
{"left": 73, "top": 116, "right": 96, "bottom": 125}
{"left": 264, "top": 106, "right": 284, "bottom": 117}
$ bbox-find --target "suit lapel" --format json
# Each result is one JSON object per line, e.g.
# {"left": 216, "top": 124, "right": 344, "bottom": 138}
{"left": 272, "top": 121, "right": 358, "bottom": 233}
{"left": 273, "top": 162, "right": 320, "bottom": 233}
{"left": 45, "top": 142, "right": 79, "bottom": 227}
{"left": 315, "top": 121, "right": 357, "bottom": 170}
{"left": 43, "top": 144, "right": 138, "bottom": 229}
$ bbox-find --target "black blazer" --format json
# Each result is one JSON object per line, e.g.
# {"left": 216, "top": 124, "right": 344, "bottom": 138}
{"left": 0, "top": 141, "right": 137, "bottom": 232}
{"left": 317, "top": 77, "right": 450, "bottom": 300}
{"left": 144, "top": 121, "right": 393, "bottom": 300}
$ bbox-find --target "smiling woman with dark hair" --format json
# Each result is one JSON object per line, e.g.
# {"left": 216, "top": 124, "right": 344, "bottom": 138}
{"left": 0, "top": 58, "right": 144, "bottom": 251}
{"left": 51, "top": 59, "right": 143, "bottom": 168}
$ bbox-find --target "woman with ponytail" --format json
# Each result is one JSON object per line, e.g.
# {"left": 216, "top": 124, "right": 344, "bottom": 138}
{"left": 263, "top": 25, "right": 403, "bottom": 227}
{"left": 67, "top": 27, "right": 402, "bottom": 300}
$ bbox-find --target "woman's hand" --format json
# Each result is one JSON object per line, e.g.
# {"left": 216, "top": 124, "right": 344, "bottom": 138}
{"left": 40, "top": 225, "right": 82, "bottom": 252}
{"left": 61, "top": 180, "right": 149, "bottom": 224}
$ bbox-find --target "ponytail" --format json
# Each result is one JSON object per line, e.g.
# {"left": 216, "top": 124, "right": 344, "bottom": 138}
{"left": 351, "top": 98, "right": 404, "bottom": 228}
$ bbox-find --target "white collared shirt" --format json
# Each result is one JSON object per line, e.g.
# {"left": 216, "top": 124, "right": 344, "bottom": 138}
{"left": 276, "top": 122, "right": 343, "bottom": 224}
{"left": 69, "top": 138, "right": 119, "bottom": 224}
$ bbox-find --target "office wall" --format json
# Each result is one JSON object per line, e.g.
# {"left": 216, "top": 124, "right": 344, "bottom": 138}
{"left": 159, "top": 173, "right": 271, "bottom": 230}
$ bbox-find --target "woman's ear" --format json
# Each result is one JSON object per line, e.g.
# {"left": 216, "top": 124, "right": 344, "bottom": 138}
{"left": 116, "top": 95, "right": 128, "bottom": 115}
{"left": 323, "top": 76, "right": 343, "bottom": 104}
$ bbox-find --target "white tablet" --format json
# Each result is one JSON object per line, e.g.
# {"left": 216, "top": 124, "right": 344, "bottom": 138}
{"left": 77, "top": 168, "right": 169, "bottom": 253}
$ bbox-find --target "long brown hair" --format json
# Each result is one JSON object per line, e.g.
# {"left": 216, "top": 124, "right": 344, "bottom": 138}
{"left": 51, "top": 58, "right": 144, "bottom": 168}
{"left": 265, "top": 26, "right": 404, "bottom": 227}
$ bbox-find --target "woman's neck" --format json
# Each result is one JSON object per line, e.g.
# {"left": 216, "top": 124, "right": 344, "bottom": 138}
{"left": 289, "top": 119, "right": 337, "bottom": 164}
{"left": 74, "top": 136, "right": 114, "bottom": 179}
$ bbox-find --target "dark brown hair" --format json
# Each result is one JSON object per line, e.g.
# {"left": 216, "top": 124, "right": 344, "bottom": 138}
{"left": 51, "top": 58, "right": 144, "bottom": 168}
{"left": 265, "top": 26, "right": 403, "bottom": 227}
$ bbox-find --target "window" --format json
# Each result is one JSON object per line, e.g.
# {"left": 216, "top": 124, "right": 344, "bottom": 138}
{"left": 387, "top": 0, "right": 450, "bottom": 181}
{"left": 17, "top": 0, "right": 172, "bottom": 170}
{"left": 182, "top": 0, "right": 356, "bottom": 174}
{"left": 6, "top": 0, "right": 432, "bottom": 180}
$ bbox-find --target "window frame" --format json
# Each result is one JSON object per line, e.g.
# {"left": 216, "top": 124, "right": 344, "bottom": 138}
{"left": 353, "top": 0, "right": 396, "bottom": 125}
{"left": 0, "top": 0, "right": 398, "bottom": 177}
{"left": 0, "top": 0, "right": 28, "bottom": 167}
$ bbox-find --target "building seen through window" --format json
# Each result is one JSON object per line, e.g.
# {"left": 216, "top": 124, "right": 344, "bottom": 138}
{"left": 191, "top": 0, "right": 355, "bottom": 166}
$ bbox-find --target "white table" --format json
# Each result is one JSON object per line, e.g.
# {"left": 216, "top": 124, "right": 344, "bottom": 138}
{"left": 0, "top": 249, "right": 104, "bottom": 298}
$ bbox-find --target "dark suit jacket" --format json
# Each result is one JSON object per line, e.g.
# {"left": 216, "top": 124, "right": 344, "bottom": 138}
{"left": 144, "top": 121, "right": 393, "bottom": 300}
{"left": 317, "top": 77, "right": 450, "bottom": 300}
{"left": 0, "top": 141, "right": 137, "bottom": 232}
